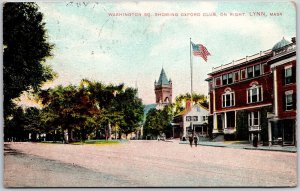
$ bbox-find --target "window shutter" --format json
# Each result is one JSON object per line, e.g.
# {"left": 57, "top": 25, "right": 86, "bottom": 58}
{"left": 293, "top": 93, "right": 296, "bottom": 110}
{"left": 222, "top": 95, "right": 224, "bottom": 107}
{"left": 283, "top": 94, "right": 286, "bottom": 111}
{"left": 282, "top": 68, "right": 286, "bottom": 85}
{"left": 247, "top": 89, "right": 250, "bottom": 103}
{"left": 292, "top": 65, "right": 296, "bottom": 83}
{"left": 259, "top": 87, "right": 262, "bottom": 101}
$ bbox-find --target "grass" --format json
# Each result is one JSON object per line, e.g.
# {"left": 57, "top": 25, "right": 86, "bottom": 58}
{"left": 40, "top": 139, "right": 121, "bottom": 145}
{"left": 71, "top": 140, "right": 120, "bottom": 145}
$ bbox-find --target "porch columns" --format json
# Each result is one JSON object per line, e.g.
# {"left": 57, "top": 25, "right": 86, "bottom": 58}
{"left": 268, "top": 121, "right": 272, "bottom": 146}
{"left": 224, "top": 112, "right": 227, "bottom": 129}
{"left": 273, "top": 68, "right": 278, "bottom": 117}
{"left": 183, "top": 123, "right": 187, "bottom": 138}
{"left": 234, "top": 111, "right": 237, "bottom": 129}
{"left": 213, "top": 114, "right": 218, "bottom": 133}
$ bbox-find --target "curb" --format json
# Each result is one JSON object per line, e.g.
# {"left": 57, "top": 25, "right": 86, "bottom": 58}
{"left": 243, "top": 147, "right": 297, "bottom": 153}
{"left": 179, "top": 141, "right": 297, "bottom": 153}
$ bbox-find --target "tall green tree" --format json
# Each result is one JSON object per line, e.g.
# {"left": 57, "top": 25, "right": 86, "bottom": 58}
{"left": 144, "top": 105, "right": 173, "bottom": 138}
{"left": 39, "top": 85, "right": 79, "bottom": 142}
{"left": 116, "top": 88, "right": 144, "bottom": 138}
{"left": 3, "top": 2, "right": 55, "bottom": 118}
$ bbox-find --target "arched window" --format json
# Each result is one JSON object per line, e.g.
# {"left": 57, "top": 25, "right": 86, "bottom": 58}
{"left": 222, "top": 89, "right": 235, "bottom": 108}
{"left": 247, "top": 83, "right": 263, "bottom": 103}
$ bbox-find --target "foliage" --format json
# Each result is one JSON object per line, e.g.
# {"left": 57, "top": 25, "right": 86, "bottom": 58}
{"left": 115, "top": 87, "right": 144, "bottom": 137}
{"left": 144, "top": 105, "right": 173, "bottom": 137}
{"left": 235, "top": 110, "right": 249, "bottom": 140}
{"left": 174, "top": 93, "right": 208, "bottom": 115}
{"left": 4, "top": 107, "right": 27, "bottom": 141}
{"left": 3, "top": 2, "right": 56, "bottom": 117}
{"left": 37, "top": 80, "right": 144, "bottom": 142}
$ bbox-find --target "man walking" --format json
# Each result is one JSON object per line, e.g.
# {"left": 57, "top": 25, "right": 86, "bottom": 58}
{"left": 193, "top": 136, "right": 198, "bottom": 147}
{"left": 188, "top": 134, "right": 193, "bottom": 147}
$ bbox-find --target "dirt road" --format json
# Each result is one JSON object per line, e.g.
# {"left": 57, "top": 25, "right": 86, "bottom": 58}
{"left": 4, "top": 141, "right": 297, "bottom": 187}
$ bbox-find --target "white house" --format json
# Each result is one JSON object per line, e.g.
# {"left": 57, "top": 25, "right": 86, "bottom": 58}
{"left": 173, "top": 102, "right": 209, "bottom": 140}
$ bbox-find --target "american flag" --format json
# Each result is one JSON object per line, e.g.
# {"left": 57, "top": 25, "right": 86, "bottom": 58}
{"left": 191, "top": 42, "right": 211, "bottom": 62}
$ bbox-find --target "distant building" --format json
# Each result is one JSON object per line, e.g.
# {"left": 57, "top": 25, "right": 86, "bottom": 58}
{"left": 206, "top": 37, "right": 296, "bottom": 145}
{"left": 155, "top": 68, "right": 172, "bottom": 106}
{"left": 172, "top": 101, "right": 209, "bottom": 140}
{"left": 268, "top": 37, "right": 296, "bottom": 146}
{"left": 142, "top": 68, "right": 173, "bottom": 137}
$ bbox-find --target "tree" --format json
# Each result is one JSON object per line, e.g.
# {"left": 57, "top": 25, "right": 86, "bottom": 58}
{"left": 144, "top": 105, "right": 173, "bottom": 138}
{"left": 39, "top": 85, "right": 79, "bottom": 143}
{"left": 4, "top": 107, "right": 27, "bottom": 141}
{"left": 174, "top": 93, "right": 208, "bottom": 115}
{"left": 3, "top": 2, "right": 55, "bottom": 118}
{"left": 116, "top": 88, "right": 144, "bottom": 138}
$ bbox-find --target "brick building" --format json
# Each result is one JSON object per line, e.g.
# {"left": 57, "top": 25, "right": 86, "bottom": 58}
{"left": 206, "top": 37, "right": 296, "bottom": 145}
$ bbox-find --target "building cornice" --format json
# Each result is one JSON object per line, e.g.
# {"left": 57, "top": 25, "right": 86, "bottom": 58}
{"left": 213, "top": 103, "right": 272, "bottom": 114}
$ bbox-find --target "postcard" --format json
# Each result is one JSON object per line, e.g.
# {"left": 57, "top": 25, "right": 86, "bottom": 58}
{"left": 3, "top": 0, "right": 297, "bottom": 187}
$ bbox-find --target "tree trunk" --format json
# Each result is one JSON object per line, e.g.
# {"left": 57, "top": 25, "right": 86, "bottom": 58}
{"left": 118, "top": 131, "right": 122, "bottom": 139}
{"left": 105, "top": 126, "right": 108, "bottom": 141}
{"left": 67, "top": 127, "right": 73, "bottom": 143}
{"left": 108, "top": 122, "right": 112, "bottom": 140}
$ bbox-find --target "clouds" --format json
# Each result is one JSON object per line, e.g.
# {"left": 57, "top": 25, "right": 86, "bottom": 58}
{"left": 33, "top": 1, "right": 295, "bottom": 105}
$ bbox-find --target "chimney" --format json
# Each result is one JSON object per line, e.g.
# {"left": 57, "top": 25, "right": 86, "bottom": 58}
{"left": 186, "top": 100, "right": 191, "bottom": 111}
{"left": 291, "top": 37, "right": 296, "bottom": 44}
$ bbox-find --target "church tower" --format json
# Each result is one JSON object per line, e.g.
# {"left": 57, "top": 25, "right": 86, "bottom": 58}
{"left": 154, "top": 68, "right": 172, "bottom": 105}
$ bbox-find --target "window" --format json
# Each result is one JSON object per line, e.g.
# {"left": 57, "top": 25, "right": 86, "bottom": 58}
{"left": 215, "top": 77, "right": 221, "bottom": 86}
{"left": 248, "top": 111, "right": 260, "bottom": 126}
{"left": 241, "top": 69, "right": 246, "bottom": 80}
{"left": 222, "top": 74, "right": 228, "bottom": 85}
{"left": 254, "top": 65, "right": 261, "bottom": 77}
{"left": 247, "top": 67, "right": 253, "bottom": 78}
{"left": 285, "top": 67, "right": 292, "bottom": 84}
{"left": 247, "top": 85, "right": 263, "bottom": 103}
{"left": 193, "top": 116, "right": 198, "bottom": 121}
{"left": 261, "top": 63, "right": 266, "bottom": 74}
{"left": 222, "top": 91, "right": 235, "bottom": 107}
{"left": 186, "top": 116, "right": 191, "bottom": 121}
{"left": 234, "top": 71, "right": 239, "bottom": 82}
{"left": 222, "top": 73, "right": 233, "bottom": 85}
{"left": 286, "top": 92, "right": 293, "bottom": 111}
{"left": 228, "top": 73, "right": 233, "bottom": 84}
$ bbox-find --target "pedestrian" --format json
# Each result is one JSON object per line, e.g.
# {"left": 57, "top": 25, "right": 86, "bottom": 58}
{"left": 253, "top": 134, "right": 258, "bottom": 147}
{"left": 188, "top": 134, "right": 193, "bottom": 147}
{"left": 193, "top": 136, "right": 198, "bottom": 147}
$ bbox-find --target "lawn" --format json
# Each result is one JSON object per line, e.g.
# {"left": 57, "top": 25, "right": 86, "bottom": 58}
{"left": 40, "top": 139, "right": 122, "bottom": 145}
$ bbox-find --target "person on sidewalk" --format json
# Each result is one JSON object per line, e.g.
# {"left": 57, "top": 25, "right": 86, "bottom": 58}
{"left": 193, "top": 136, "right": 198, "bottom": 147}
{"left": 188, "top": 134, "right": 193, "bottom": 147}
{"left": 253, "top": 134, "right": 258, "bottom": 147}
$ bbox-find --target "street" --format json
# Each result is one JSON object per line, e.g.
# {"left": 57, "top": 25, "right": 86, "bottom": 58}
{"left": 4, "top": 141, "right": 297, "bottom": 187}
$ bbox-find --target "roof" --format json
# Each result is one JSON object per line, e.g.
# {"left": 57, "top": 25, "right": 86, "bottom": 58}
{"left": 143, "top": 104, "right": 157, "bottom": 121}
{"left": 175, "top": 103, "right": 209, "bottom": 117}
{"left": 272, "top": 37, "right": 290, "bottom": 51}
{"left": 156, "top": 68, "right": 170, "bottom": 85}
{"left": 206, "top": 49, "right": 272, "bottom": 77}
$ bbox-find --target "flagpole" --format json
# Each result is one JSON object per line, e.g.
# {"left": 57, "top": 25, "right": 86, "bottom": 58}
{"left": 190, "top": 38, "right": 194, "bottom": 137}
{"left": 190, "top": 38, "right": 193, "bottom": 106}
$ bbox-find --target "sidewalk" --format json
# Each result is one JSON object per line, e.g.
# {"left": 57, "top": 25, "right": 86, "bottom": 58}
{"left": 179, "top": 140, "right": 297, "bottom": 153}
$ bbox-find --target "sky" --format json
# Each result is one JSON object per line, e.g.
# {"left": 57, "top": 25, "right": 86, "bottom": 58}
{"left": 28, "top": 1, "right": 296, "bottom": 105}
